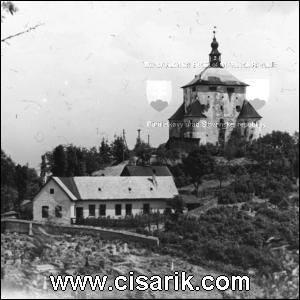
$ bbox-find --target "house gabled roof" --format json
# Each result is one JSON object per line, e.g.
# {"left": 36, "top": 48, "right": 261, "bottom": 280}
{"left": 91, "top": 161, "right": 128, "bottom": 176}
{"left": 51, "top": 176, "right": 178, "bottom": 201}
{"left": 121, "top": 166, "right": 172, "bottom": 177}
{"left": 185, "top": 101, "right": 207, "bottom": 118}
{"left": 182, "top": 67, "right": 248, "bottom": 88}
{"left": 238, "top": 100, "right": 262, "bottom": 119}
{"left": 59, "top": 177, "right": 81, "bottom": 199}
{"left": 168, "top": 103, "right": 185, "bottom": 121}
{"left": 52, "top": 177, "right": 78, "bottom": 200}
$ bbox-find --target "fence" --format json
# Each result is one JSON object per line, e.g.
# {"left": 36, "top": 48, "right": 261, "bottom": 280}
{"left": 1, "top": 218, "right": 159, "bottom": 246}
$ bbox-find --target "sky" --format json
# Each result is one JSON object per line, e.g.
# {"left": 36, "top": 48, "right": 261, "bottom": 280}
{"left": 1, "top": 1, "right": 299, "bottom": 170}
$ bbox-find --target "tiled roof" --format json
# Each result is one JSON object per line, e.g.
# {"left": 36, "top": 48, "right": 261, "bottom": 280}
{"left": 185, "top": 101, "right": 207, "bottom": 118}
{"left": 182, "top": 66, "right": 248, "bottom": 88}
{"left": 169, "top": 103, "right": 185, "bottom": 121}
{"left": 238, "top": 100, "right": 262, "bottom": 119}
{"left": 91, "top": 161, "right": 128, "bottom": 176}
{"left": 121, "top": 166, "right": 172, "bottom": 177}
{"left": 59, "top": 177, "right": 81, "bottom": 199}
{"left": 52, "top": 176, "right": 178, "bottom": 201}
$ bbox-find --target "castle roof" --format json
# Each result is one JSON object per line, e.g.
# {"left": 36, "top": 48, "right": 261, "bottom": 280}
{"left": 238, "top": 100, "right": 262, "bottom": 119}
{"left": 185, "top": 101, "right": 207, "bottom": 118}
{"left": 182, "top": 66, "right": 248, "bottom": 88}
{"left": 168, "top": 103, "right": 185, "bottom": 120}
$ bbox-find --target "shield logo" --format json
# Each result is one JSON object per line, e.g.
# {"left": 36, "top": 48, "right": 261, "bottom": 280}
{"left": 146, "top": 80, "right": 172, "bottom": 112}
{"left": 245, "top": 78, "right": 269, "bottom": 110}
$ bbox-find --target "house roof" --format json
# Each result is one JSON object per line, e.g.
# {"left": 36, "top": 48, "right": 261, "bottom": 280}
{"left": 51, "top": 176, "right": 178, "bottom": 201}
{"left": 168, "top": 103, "right": 185, "bottom": 121}
{"left": 91, "top": 160, "right": 128, "bottom": 176}
{"left": 238, "top": 100, "right": 262, "bottom": 119}
{"left": 121, "top": 166, "right": 172, "bottom": 177}
{"left": 185, "top": 101, "right": 207, "bottom": 118}
{"left": 182, "top": 66, "right": 248, "bottom": 88}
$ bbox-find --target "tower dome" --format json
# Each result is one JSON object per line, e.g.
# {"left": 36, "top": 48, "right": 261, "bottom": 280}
{"left": 209, "top": 29, "right": 222, "bottom": 67}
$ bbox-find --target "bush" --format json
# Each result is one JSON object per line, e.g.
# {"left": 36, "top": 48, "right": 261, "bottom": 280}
{"left": 78, "top": 213, "right": 165, "bottom": 229}
{"left": 269, "top": 191, "right": 286, "bottom": 206}
{"left": 159, "top": 205, "right": 298, "bottom": 276}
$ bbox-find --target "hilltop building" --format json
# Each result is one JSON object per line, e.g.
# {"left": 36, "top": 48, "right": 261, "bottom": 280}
{"left": 167, "top": 31, "right": 262, "bottom": 150}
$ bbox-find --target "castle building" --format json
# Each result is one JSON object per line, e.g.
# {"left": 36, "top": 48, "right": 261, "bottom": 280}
{"left": 167, "top": 32, "right": 262, "bottom": 150}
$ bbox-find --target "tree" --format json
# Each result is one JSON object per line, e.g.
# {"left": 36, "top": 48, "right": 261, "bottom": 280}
{"left": 111, "top": 135, "right": 129, "bottom": 164}
{"left": 15, "top": 164, "right": 27, "bottom": 201}
{"left": 156, "top": 145, "right": 180, "bottom": 165}
{"left": 134, "top": 141, "right": 152, "bottom": 165}
{"left": 246, "top": 131, "right": 298, "bottom": 178}
{"left": 1, "top": 149, "right": 16, "bottom": 186}
{"left": 1, "top": 185, "right": 18, "bottom": 212}
{"left": 224, "top": 128, "right": 248, "bottom": 160}
{"left": 51, "top": 145, "right": 68, "bottom": 176}
{"left": 40, "top": 154, "right": 48, "bottom": 184}
{"left": 99, "top": 138, "right": 112, "bottom": 164}
{"left": 269, "top": 191, "right": 287, "bottom": 207}
{"left": 183, "top": 146, "right": 215, "bottom": 196}
{"left": 66, "top": 146, "right": 78, "bottom": 176}
{"left": 215, "top": 162, "right": 230, "bottom": 189}
{"left": 15, "top": 164, "right": 41, "bottom": 202}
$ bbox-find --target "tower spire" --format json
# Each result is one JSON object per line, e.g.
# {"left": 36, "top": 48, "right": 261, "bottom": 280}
{"left": 209, "top": 26, "right": 222, "bottom": 68}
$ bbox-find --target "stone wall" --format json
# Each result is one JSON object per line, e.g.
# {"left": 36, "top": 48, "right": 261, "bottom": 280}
{"left": 1, "top": 218, "right": 159, "bottom": 246}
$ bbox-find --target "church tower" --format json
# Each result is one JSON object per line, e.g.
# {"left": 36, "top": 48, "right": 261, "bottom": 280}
{"left": 167, "top": 30, "right": 262, "bottom": 150}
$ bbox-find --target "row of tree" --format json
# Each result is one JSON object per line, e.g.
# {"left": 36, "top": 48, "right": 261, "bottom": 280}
{"left": 41, "top": 136, "right": 129, "bottom": 178}
{"left": 1, "top": 130, "right": 298, "bottom": 213}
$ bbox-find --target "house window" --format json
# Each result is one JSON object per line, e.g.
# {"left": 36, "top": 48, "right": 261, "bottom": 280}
{"left": 125, "top": 204, "right": 132, "bottom": 216}
{"left": 55, "top": 206, "right": 62, "bottom": 218}
{"left": 99, "top": 204, "right": 106, "bottom": 216}
{"left": 42, "top": 206, "right": 49, "bottom": 218}
{"left": 236, "top": 105, "right": 241, "bottom": 112}
{"left": 89, "top": 204, "right": 96, "bottom": 217}
{"left": 143, "top": 203, "right": 150, "bottom": 214}
{"left": 227, "top": 87, "right": 235, "bottom": 93}
{"left": 192, "top": 86, "right": 196, "bottom": 92}
{"left": 115, "top": 204, "right": 122, "bottom": 216}
{"left": 209, "top": 86, "right": 217, "bottom": 91}
{"left": 50, "top": 188, "right": 54, "bottom": 194}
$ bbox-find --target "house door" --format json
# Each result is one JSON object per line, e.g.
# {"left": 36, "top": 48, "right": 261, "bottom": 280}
{"left": 76, "top": 207, "right": 84, "bottom": 223}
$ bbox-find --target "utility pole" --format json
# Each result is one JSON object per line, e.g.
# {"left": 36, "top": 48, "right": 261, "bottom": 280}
{"left": 137, "top": 129, "right": 141, "bottom": 145}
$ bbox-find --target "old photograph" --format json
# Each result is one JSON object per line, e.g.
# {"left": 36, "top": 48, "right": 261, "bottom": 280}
{"left": 1, "top": 1, "right": 299, "bottom": 299}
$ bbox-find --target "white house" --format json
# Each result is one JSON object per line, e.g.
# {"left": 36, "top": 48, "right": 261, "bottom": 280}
{"left": 33, "top": 176, "right": 178, "bottom": 224}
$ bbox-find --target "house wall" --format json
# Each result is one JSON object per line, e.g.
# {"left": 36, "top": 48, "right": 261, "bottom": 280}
{"left": 33, "top": 179, "right": 74, "bottom": 225}
{"left": 33, "top": 179, "right": 168, "bottom": 222}
{"left": 75, "top": 199, "right": 167, "bottom": 219}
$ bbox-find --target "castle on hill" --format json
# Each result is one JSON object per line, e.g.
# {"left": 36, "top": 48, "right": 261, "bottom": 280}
{"left": 166, "top": 31, "right": 262, "bottom": 150}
